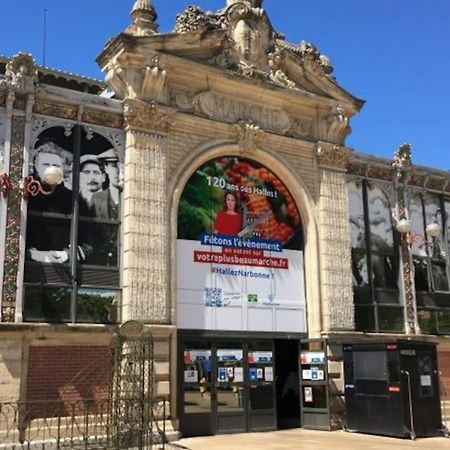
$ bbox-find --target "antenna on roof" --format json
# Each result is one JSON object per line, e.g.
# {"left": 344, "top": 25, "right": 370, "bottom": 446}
{"left": 42, "top": 8, "right": 47, "bottom": 67}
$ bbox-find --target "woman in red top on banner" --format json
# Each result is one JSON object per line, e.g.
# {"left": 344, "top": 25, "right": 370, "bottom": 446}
{"left": 214, "top": 191, "right": 243, "bottom": 236}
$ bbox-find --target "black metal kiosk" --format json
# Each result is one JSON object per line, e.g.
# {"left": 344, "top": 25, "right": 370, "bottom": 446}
{"left": 343, "top": 340, "right": 446, "bottom": 439}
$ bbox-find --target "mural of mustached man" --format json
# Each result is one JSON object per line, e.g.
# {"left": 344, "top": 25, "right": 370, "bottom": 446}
{"left": 23, "top": 125, "right": 122, "bottom": 323}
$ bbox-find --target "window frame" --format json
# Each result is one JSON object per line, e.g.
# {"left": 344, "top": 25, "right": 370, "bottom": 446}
{"left": 23, "top": 124, "right": 122, "bottom": 324}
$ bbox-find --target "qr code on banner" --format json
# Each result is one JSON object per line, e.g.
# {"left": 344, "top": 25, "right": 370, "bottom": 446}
{"left": 204, "top": 287, "right": 223, "bottom": 307}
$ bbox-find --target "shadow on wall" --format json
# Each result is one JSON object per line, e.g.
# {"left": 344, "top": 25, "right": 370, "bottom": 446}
{"left": 0, "top": 339, "right": 23, "bottom": 402}
{"left": 26, "top": 345, "right": 110, "bottom": 418}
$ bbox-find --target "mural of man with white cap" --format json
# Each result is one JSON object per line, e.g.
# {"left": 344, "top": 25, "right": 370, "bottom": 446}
{"left": 90, "top": 148, "right": 121, "bottom": 220}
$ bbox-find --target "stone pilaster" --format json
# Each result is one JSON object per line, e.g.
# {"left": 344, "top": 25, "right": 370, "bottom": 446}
{"left": 317, "top": 142, "right": 354, "bottom": 331}
{"left": 0, "top": 54, "right": 37, "bottom": 322}
{"left": 1, "top": 114, "right": 25, "bottom": 322}
{"left": 393, "top": 143, "right": 418, "bottom": 334}
{"left": 122, "top": 100, "right": 175, "bottom": 323}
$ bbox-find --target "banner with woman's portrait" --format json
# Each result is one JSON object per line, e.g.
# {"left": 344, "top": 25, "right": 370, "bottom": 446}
{"left": 177, "top": 156, "right": 306, "bottom": 333}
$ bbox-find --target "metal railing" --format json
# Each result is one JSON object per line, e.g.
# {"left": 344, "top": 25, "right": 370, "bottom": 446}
{"left": 0, "top": 398, "right": 176, "bottom": 450}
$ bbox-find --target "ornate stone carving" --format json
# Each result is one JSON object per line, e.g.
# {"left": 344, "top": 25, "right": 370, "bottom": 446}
{"left": 123, "top": 100, "right": 175, "bottom": 133}
{"left": 1, "top": 116, "right": 25, "bottom": 322}
{"left": 141, "top": 56, "right": 168, "bottom": 103}
{"left": 81, "top": 109, "right": 123, "bottom": 129}
{"left": 268, "top": 49, "right": 300, "bottom": 90}
{"left": 105, "top": 55, "right": 168, "bottom": 104}
{"left": 64, "top": 122, "right": 74, "bottom": 137}
{"left": 0, "top": 53, "right": 38, "bottom": 94}
{"left": 173, "top": 90, "right": 290, "bottom": 135}
{"left": 125, "top": 0, "right": 158, "bottom": 36}
{"left": 392, "top": 143, "right": 412, "bottom": 179}
{"left": 424, "top": 176, "right": 446, "bottom": 192}
{"left": 174, "top": 5, "right": 220, "bottom": 34}
{"left": 277, "top": 40, "right": 334, "bottom": 77}
{"left": 287, "top": 115, "right": 314, "bottom": 139}
{"left": 30, "top": 117, "right": 76, "bottom": 151}
{"left": 33, "top": 100, "right": 77, "bottom": 120}
{"left": 234, "top": 120, "right": 264, "bottom": 152}
{"left": 84, "top": 126, "right": 94, "bottom": 141}
{"left": 326, "top": 105, "right": 351, "bottom": 144}
{"left": 316, "top": 142, "right": 352, "bottom": 171}
{"left": 226, "top": 1, "right": 273, "bottom": 71}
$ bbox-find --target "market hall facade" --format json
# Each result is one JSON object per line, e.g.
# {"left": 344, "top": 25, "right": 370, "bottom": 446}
{"left": 0, "top": 0, "right": 449, "bottom": 440}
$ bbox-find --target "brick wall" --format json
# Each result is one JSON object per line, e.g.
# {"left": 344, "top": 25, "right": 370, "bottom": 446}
{"left": 26, "top": 346, "right": 110, "bottom": 416}
{"left": 438, "top": 351, "right": 450, "bottom": 399}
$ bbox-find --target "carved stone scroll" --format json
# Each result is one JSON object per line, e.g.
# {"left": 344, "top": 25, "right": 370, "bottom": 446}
{"left": 105, "top": 55, "right": 169, "bottom": 104}
{"left": 326, "top": 105, "right": 351, "bottom": 144}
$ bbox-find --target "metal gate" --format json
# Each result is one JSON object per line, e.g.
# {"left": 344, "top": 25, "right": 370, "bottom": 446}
{"left": 109, "top": 321, "right": 155, "bottom": 449}
{"left": 0, "top": 321, "right": 176, "bottom": 449}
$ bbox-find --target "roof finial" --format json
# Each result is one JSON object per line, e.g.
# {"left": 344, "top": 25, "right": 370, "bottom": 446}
{"left": 126, "top": 0, "right": 158, "bottom": 36}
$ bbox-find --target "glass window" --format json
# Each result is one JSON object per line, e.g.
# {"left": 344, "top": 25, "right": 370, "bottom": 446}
{"left": 348, "top": 180, "right": 368, "bottom": 287}
{"left": 216, "top": 346, "right": 244, "bottom": 413}
{"left": 418, "top": 309, "right": 438, "bottom": 334}
{"left": 411, "top": 193, "right": 449, "bottom": 294}
{"left": 378, "top": 307, "right": 404, "bottom": 333}
{"left": 23, "top": 125, "right": 122, "bottom": 323}
{"left": 367, "top": 185, "right": 396, "bottom": 289}
{"left": 355, "top": 305, "right": 376, "bottom": 332}
{"left": 437, "top": 309, "right": 450, "bottom": 333}
{"left": 354, "top": 351, "right": 387, "bottom": 380}
{"left": 183, "top": 343, "right": 213, "bottom": 414}
{"left": 23, "top": 286, "right": 72, "bottom": 322}
{"left": 348, "top": 179, "right": 402, "bottom": 333}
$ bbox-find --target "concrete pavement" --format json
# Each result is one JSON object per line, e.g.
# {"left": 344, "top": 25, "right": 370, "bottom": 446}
{"left": 173, "top": 428, "right": 450, "bottom": 450}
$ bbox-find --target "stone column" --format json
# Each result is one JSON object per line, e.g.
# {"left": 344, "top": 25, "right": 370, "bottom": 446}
{"left": 316, "top": 142, "right": 354, "bottom": 332}
{"left": 122, "top": 100, "right": 175, "bottom": 323}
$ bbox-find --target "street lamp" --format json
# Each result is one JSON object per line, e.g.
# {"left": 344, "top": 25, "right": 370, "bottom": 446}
{"left": 23, "top": 165, "right": 64, "bottom": 199}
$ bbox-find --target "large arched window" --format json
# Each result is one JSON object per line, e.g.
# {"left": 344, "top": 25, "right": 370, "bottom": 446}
{"left": 177, "top": 156, "right": 306, "bottom": 333}
{"left": 23, "top": 125, "right": 121, "bottom": 323}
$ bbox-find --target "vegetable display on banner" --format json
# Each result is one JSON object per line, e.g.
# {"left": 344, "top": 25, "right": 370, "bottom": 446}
{"left": 177, "top": 156, "right": 307, "bottom": 333}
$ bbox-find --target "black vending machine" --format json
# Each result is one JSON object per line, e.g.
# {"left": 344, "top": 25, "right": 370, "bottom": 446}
{"left": 343, "top": 340, "right": 446, "bottom": 439}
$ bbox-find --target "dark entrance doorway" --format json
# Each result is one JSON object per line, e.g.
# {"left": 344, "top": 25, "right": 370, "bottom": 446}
{"left": 275, "top": 339, "right": 301, "bottom": 429}
{"left": 179, "top": 333, "right": 303, "bottom": 437}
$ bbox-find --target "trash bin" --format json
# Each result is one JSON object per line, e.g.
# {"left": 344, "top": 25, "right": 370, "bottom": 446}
{"left": 343, "top": 340, "right": 445, "bottom": 439}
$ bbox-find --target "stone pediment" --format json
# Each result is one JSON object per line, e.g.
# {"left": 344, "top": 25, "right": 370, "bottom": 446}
{"left": 98, "top": 1, "right": 363, "bottom": 114}
{"left": 169, "top": 1, "right": 362, "bottom": 109}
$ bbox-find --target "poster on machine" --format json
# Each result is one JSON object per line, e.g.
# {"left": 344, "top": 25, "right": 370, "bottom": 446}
{"left": 177, "top": 156, "right": 306, "bottom": 333}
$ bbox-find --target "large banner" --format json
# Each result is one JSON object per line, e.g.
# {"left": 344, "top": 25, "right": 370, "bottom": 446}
{"left": 177, "top": 156, "right": 306, "bottom": 333}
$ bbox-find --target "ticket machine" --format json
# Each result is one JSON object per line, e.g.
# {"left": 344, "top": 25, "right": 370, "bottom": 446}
{"left": 343, "top": 340, "right": 445, "bottom": 439}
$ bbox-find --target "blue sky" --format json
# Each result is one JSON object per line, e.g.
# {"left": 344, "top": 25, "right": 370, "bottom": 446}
{"left": 2, "top": 1, "right": 449, "bottom": 169}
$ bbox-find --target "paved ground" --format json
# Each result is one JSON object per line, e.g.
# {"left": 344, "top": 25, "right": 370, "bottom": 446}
{"left": 173, "top": 428, "right": 450, "bottom": 450}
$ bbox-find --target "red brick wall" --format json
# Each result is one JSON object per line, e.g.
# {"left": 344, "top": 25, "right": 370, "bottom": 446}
{"left": 438, "top": 351, "right": 450, "bottom": 400}
{"left": 27, "top": 346, "right": 110, "bottom": 416}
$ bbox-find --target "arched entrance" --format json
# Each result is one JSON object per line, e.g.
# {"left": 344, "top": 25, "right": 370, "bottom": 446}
{"left": 174, "top": 152, "right": 314, "bottom": 436}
